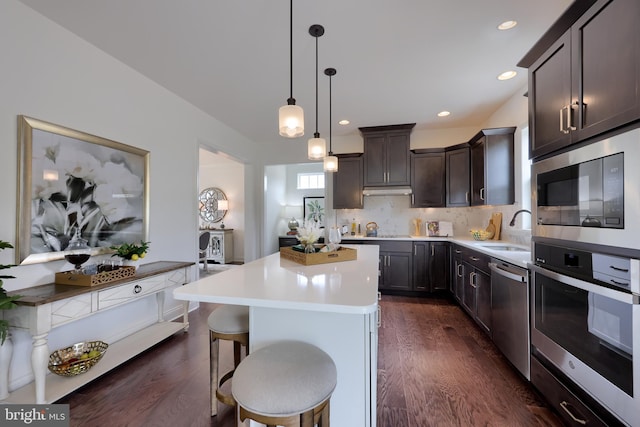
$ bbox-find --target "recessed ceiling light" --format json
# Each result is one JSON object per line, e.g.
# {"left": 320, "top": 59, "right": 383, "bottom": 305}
{"left": 437, "top": 111, "right": 450, "bottom": 117}
{"left": 497, "top": 70, "right": 517, "bottom": 81}
{"left": 338, "top": 119, "right": 350, "bottom": 125}
{"left": 498, "top": 20, "right": 517, "bottom": 30}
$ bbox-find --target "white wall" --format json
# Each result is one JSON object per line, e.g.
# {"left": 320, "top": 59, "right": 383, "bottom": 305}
{"left": 0, "top": 0, "right": 262, "bottom": 392}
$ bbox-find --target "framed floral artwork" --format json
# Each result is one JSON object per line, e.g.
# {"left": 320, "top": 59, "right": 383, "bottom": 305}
{"left": 16, "top": 116, "right": 149, "bottom": 264}
{"left": 303, "top": 196, "right": 325, "bottom": 228}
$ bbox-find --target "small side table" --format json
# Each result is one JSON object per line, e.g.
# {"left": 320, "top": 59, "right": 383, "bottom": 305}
{"left": 209, "top": 229, "right": 233, "bottom": 264}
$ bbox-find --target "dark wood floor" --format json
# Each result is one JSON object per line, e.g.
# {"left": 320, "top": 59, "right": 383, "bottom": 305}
{"left": 57, "top": 295, "right": 563, "bottom": 427}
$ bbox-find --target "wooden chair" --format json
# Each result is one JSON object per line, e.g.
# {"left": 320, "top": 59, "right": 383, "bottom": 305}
{"left": 208, "top": 305, "right": 249, "bottom": 417}
{"left": 232, "top": 341, "right": 337, "bottom": 427}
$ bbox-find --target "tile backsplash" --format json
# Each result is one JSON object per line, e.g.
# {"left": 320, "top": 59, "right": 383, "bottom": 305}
{"left": 335, "top": 195, "right": 531, "bottom": 246}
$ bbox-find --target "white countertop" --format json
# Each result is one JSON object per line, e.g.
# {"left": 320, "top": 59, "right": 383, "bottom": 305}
{"left": 340, "top": 235, "right": 531, "bottom": 268}
{"left": 174, "top": 244, "right": 380, "bottom": 314}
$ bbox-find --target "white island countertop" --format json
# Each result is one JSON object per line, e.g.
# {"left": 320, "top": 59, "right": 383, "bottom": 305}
{"left": 174, "top": 244, "right": 380, "bottom": 314}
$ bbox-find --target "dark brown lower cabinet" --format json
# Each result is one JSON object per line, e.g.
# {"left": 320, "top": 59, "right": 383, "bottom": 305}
{"left": 412, "top": 241, "right": 449, "bottom": 292}
{"left": 459, "top": 247, "right": 491, "bottom": 336}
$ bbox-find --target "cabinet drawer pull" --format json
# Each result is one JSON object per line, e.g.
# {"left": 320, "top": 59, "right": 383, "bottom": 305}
{"left": 560, "top": 106, "right": 566, "bottom": 133}
{"left": 134, "top": 285, "right": 142, "bottom": 294}
{"left": 454, "top": 249, "right": 462, "bottom": 254}
{"left": 470, "top": 256, "right": 480, "bottom": 261}
{"left": 610, "top": 265, "right": 629, "bottom": 273}
{"left": 414, "top": 245, "right": 417, "bottom": 256}
{"left": 465, "top": 191, "right": 469, "bottom": 203}
{"left": 431, "top": 245, "right": 435, "bottom": 256}
{"left": 559, "top": 401, "right": 587, "bottom": 425}
{"left": 469, "top": 272, "right": 477, "bottom": 288}
{"left": 480, "top": 188, "right": 485, "bottom": 201}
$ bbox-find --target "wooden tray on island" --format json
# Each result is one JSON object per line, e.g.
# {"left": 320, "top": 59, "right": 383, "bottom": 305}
{"left": 55, "top": 266, "right": 136, "bottom": 286}
{"left": 280, "top": 246, "right": 357, "bottom": 266}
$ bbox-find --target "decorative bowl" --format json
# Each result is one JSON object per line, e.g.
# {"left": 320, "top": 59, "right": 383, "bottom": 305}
{"left": 48, "top": 340, "right": 108, "bottom": 377}
{"left": 470, "top": 229, "right": 491, "bottom": 241}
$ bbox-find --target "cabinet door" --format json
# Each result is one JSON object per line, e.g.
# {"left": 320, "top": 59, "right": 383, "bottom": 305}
{"left": 572, "top": 0, "right": 640, "bottom": 142}
{"left": 461, "top": 262, "right": 476, "bottom": 315}
{"left": 470, "top": 140, "right": 486, "bottom": 206}
{"left": 475, "top": 270, "right": 491, "bottom": 335}
{"left": 333, "top": 154, "right": 363, "bottom": 209}
{"left": 429, "top": 242, "right": 449, "bottom": 291}
{"left": 446, "top": 147, "right": 470, "bottom": 207}
{"left": 363, "top": 135, "right": 387, "bottom": 186}
{"left": 484, "top": 133, "right": 514, "bottom": 205}
{"left": 453, "top": 258, "right": 464, "bottom": 303}
{"left": 412, "top": 242, "right": 428, "bottom": 291}
{"left": 529, "top": 31, "right": 572, "bottom": 159}
{"left": 411, "top": 152, "right": 445, "bottom": 207}
{"left": 380, "top": 252, "right": 412, "bottom": 291}
{"left": 386, "top": 133, "right": 411, "bottom": 186}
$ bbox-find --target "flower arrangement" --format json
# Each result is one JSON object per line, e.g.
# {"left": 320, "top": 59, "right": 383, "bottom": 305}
{"left": 296, "top": 223, "right": 321, "bottom": 253}
{"left": 110, "top": 241, "right": 150, "bottom": 261}
{"left": 0, "top": 240, "right": 21, "bottom": 345}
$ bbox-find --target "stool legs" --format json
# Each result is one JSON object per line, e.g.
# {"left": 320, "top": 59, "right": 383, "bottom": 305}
{"left": 210, "top": 331, "right": 249, "bottom": 417}
{"left": 236, "top": 397, "right": 330, "bottom": 427}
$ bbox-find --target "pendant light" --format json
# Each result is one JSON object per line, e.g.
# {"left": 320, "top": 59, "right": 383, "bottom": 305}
{"left": 323, "top": 67, "right": 338, "bottom": 172}
{"left": 278, "top": 0, "right": 304, "bottom": 138}
{"left": 307, "top": 24, "right": 327, "bottom": 160}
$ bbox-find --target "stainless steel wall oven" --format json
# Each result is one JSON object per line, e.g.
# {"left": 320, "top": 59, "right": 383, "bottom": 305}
{"left": 531, "top": 127, "right": 640, "bottom": 426}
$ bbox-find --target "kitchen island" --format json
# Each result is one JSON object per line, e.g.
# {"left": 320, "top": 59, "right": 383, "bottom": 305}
{"left": 173, "top": 244, "right": 380, "bottom": 427}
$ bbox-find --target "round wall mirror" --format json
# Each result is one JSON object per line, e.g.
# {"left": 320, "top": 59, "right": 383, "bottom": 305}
{"left": 198, "top": 187, "right": 227, "bottom": 223}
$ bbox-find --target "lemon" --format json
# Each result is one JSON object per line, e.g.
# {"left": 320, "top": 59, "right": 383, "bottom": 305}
{"left": 80, "top": 353, "right": 90, "bottom": 360}
{"left": 131, "top": 254, "right": 139, "bottom": 261}
{"left": 139, "top": 252, "right": 146, "bottom": 258}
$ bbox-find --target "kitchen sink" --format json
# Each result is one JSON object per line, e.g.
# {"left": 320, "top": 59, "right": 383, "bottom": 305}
{"left": 480, "top": 245, "right": 529, "bottom": 252}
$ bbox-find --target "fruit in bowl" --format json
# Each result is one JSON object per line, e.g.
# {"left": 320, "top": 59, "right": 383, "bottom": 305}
{"left": 48, "top": 340, "right": 108, "bottom": 377}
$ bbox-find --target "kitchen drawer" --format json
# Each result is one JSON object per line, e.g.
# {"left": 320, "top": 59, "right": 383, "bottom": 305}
{"left": 531, "top": 357, "right": 609, "bottom": 427}
{"left": 376, "top": 241, "right": 412, "bottom": 253}
{"left": 462, "top": 248, "right": 490, "bottom": 274}
{"left": 51, "top": 293, "right": 92, "bottom": 326}
{"left": 98, "top": 275, "right": 168, "bottom": 310}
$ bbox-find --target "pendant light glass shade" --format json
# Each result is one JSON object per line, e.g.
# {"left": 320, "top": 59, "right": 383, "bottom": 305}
{"left": 308, "top": 136, "right": 326, "bottom": 159}
{"left": 279, "top": 104, "right": 304, "bottom": 137}
{"left": 323, "top": 154, "right": 338, "bottom": 172}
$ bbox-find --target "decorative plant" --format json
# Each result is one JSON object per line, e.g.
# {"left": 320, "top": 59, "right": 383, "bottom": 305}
{"left": 0, "top": 240, "right": 21, "bottom": 345}
{"left": 110, "top": 241, "right": 150, "bottom": 261}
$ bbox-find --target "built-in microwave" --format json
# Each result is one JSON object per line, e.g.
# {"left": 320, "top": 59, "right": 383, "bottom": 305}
{"left": 532, "top": 127, "right": 640, "bottom": 250}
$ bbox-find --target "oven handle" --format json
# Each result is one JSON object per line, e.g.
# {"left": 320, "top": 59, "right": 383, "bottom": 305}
{"left": 530, "top": 264, "right": 639, "bottom": 304}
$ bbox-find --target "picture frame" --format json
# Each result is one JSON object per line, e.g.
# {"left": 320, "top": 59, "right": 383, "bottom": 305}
{"left": 16, "top": 116, "right": 150, "bottom": 265}
{"left": 303, "top": 196, "right": 325, "bottom": 228}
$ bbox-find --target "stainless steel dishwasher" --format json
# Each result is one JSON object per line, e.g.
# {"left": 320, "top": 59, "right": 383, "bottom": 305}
{"left": 489, "top": 259, "right": 530, "bottom": 380}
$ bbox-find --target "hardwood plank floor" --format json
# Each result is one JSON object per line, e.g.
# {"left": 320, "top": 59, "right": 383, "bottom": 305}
{"left": 57, "top": 295, "right": 563, "bottom": 427}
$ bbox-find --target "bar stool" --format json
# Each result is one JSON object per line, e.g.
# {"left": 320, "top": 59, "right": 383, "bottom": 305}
{"left": 208, "top": 305, "right": 249, "bottom": 417}
{"left": 232, "top": 341, "right": 337, "bottom": 427}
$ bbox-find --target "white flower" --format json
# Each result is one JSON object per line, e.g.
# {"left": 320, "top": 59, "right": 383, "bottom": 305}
{"left": 297, "top": 222, "right": 321, "bottom": 245}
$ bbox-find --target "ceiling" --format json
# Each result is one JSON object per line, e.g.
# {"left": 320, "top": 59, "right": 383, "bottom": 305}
{"left": 19, "top": 0, "right": 572, "bottom": 147}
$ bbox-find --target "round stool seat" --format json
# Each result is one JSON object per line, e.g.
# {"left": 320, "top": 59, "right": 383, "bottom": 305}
{"left": 207, "top": 305, "right": 249, "bottom": 335}
{"left": 232, "top": 341, "right": 337, "bottom": 417}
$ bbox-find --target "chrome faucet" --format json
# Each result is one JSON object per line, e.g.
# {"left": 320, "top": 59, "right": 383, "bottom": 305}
{"left": 509, "top": 209, "right": 531, "bottom": 227}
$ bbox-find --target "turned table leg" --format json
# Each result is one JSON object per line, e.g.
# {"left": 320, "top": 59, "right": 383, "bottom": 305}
{"left": 31, "top": 333, "right": 49, "bottom": 404}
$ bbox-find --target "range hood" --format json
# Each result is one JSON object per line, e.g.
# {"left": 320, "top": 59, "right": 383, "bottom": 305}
{"left": 362, "top": 186, "right": 413, "bottom": 196}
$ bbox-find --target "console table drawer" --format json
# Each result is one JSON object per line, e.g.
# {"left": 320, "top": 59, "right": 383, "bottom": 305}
{"left": 98, "top": 275, "right": 168, "bottom": 310}
{"left": 51, "top": 293, "right": 93, "bottom": 327}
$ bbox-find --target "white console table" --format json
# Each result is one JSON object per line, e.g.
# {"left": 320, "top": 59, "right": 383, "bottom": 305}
{"left": 1, "top": 261, "right": 192, "bottom": 404}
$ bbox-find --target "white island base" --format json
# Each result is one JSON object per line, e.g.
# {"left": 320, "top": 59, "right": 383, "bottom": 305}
{"left": 250, "top": 306, "right": 378, "bottom": 426}
{"left": 174, "top": 244, "right": 380, "bottom": 427}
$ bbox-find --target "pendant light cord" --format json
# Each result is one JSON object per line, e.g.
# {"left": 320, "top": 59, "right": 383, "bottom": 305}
{"left": 288, "top": 0, "right": 294, "bottom": 104}
{"left": 314, "top": 34, "right": 319, "bottom": 137}
{"left": 328, "top": 72, "right": 333, "bottom": 154}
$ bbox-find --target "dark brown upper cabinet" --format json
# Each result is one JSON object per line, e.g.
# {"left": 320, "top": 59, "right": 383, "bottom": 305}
{"left": 522, "top": 0, "right": 640, "bottom": 159}
{"left": 445, "top": 144, "right": 470, "bottom": 207}
{"left": 410, "top": 149, "right": 445, "bottom": 208}
{"left": 332, "top": 154, "right": 363, "bottom": 209}
{"left": 469, "top": 127, "right": 515, "bottom": 206}
{"left": 360, "top": 124, "right": 415, "bottom": 187}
